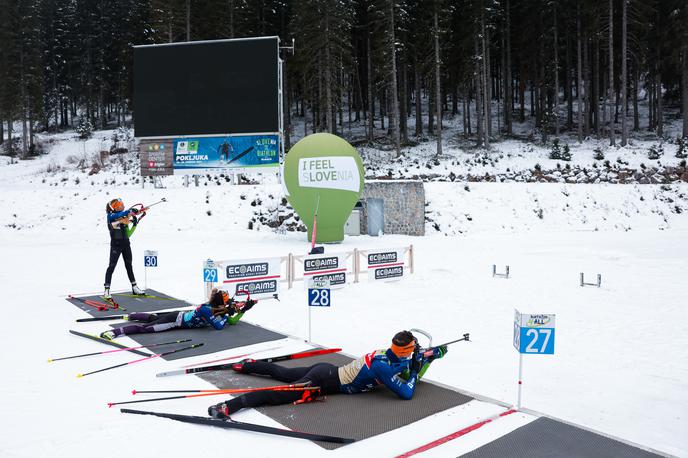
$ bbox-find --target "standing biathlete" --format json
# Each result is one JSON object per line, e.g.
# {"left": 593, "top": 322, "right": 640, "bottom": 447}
{"left": 208, "top": 330, "right": 447, "bottom": 418}
{"left": 103, "top": 198, "right": 145, "bottom": 299}
{"left": 99, "top": 289, "right": 256, "bottom": 340}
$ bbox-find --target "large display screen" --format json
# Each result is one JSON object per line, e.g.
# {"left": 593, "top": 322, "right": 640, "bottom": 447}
{"left": 134, "top": 37, "right": 279, "bottom": 138}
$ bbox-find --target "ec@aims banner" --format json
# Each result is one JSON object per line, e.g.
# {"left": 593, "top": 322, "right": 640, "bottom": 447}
{"left": 302, "top": 253, "right": 348, "bottom": 289}
{"left": 220, "top": 257, "right": 281, "bottom": 299}
{"left": 367, "top": 248, "right": 405, "bottom": 282}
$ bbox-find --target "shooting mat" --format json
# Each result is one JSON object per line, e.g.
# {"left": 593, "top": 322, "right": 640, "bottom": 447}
{"left": 199, "top": 352, "right": 473, "bottom": 449}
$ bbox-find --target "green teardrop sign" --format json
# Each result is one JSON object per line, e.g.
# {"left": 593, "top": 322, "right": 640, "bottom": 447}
{"left": 284, "top": 133, "right": 364, "bottom": 242}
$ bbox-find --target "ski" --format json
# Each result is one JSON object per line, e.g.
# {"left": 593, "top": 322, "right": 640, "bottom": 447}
{"left": 76, "top": 315, "right": 126, "bottom": 322}
{"left": 110, "top": 383, "right": 318, "bottom": 407}
{"left": 78, "top": 343, "right": 204, "bottom": 378}
{"left": 68, "top": 295, "right": 108, "bottom": 312}
{"left": 69, "top": 330, "right": 151, "bottom": 357}
{"left": 180, "top": 345, "right": 282, "bottom": 368}
{"left": 131, "top": 382, "right": 311, "bottom": 395}
{"left": 156, "top": 347, "right": 342, "bottom": 378}
{"left": 120, "top": 409, "right": 355, "bottom": 444}
{"left": 48, "top": 339, "right": 192, "bottom": 362}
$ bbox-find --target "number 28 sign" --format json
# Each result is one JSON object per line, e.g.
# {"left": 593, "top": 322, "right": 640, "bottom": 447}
{"left": 513, "top": 310, "right": 556, "bottom": 354}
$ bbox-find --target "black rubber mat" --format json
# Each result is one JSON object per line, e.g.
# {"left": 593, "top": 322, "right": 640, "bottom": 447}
{"left": 66, "top": 289, "right": 192, "bottom": 317}
{"left": 199, "top": 352, "right": 473, "bottom": 449}
{"left": 108, "top": 320, "right": 286, "bottom": 361}
{"left": 463, "top": 417, "right": 662, "bottom": 458}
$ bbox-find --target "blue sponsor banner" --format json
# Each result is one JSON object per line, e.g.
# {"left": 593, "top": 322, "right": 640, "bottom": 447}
{"left": 173, "top": 134, "right": 279, "bottom": 170}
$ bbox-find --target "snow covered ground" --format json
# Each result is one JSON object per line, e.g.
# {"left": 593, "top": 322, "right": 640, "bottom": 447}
{"left": 1, "top": 130, "right": 687, "bottom": 457}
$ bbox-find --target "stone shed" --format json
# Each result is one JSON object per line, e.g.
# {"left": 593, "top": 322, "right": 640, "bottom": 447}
{"left": 358, "top": 180, "right": 425, "bottom": 236}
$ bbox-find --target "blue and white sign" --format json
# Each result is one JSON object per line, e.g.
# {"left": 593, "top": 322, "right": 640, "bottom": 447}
{"left": 173, "top": 134, "right": 279, "bottom": 172}
{"left": 308, "top": 278, "right": 331, "bottom": 307}
{"left": 203, "top": 268, "right": 218, "bottom": 283}
{"left": 144, "top": 250, "right": 158, "bottom": 267}
{"left": 513, "top": 310, "right": 556, "bottom": 354}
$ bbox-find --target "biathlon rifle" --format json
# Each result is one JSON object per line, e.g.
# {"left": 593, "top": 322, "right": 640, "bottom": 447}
{"left": 114, "top": 198, "right": 167, "bottom": 226}
{"left": 419, "top": 333, "right": 470, "bottom": 359}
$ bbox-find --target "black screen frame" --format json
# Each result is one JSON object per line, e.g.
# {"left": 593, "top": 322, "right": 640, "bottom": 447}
{"left": 134, "top": 37, "right": 280, "bottom": 138}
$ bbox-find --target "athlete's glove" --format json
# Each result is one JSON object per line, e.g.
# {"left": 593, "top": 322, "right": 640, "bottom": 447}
{"left": 432, "top": 345, "right": 448, "bottom": 360}
{"left": 241, "top": 299, "right": 257, "bottom": 312}
{"left": 130, "top": 207, "right": 140, "bottom": 214}
{"left": 410, "top": 349, "right": 424, "bottom": 374}
{"left": 131, "top": 215, "right": 139, "bottom": 226}
{"left": 423, "top": 345, "right": 447, "bottom": 363}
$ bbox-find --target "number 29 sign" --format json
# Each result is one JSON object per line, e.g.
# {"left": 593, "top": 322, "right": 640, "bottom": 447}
{"left": 513, "top": 310, "right": 556, "bottom": 354}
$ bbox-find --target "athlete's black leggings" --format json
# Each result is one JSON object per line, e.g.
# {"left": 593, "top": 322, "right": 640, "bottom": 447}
{"left": 225, "top": 362, "right": 341, "bottom": 413}
{"left": 104, "top": 243, "right": 136, "bottom": 287}
{"left": 113, "top": 312, "right": 180, "bottom": 337}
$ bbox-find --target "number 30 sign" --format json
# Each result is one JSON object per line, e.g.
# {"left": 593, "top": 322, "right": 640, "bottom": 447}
{"left": 513, "top": 310, "right": 556, "bottom": 354}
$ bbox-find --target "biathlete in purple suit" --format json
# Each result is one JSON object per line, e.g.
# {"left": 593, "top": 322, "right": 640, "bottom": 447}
{"left": 99, "top": 289, "right": 256, "bottom": 340}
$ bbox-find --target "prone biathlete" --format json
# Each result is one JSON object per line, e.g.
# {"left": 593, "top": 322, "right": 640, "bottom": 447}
{"left": 207, "top": 330, "right": 447, "bottom": 418}
{"left": 103, "top": 197, "right": 144, "bottom": 299}
{"left": 99, "top": 289, "right": 256, "bottom": 340}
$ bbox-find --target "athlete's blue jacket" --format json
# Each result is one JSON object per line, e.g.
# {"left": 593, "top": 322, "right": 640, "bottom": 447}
{"left": 180, "top": 305, "right": 228, "bottom": 330}
{"left": 337, "top": 349, "right": 419, "bottom": 400}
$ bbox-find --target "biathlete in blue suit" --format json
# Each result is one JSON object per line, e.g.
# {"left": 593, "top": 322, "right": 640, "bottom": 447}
{"left": 99, "top": 289, "right": 256, "bottom": 340}
{"left": 208, "top": 330, "right": 448, "bottom": 419}
{"left": 103, "top": 198, "right": 145, "bottom": 299}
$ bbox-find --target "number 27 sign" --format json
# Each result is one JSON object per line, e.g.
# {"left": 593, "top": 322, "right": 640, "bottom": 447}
{"left": 513, "top": 310, "right": 556, "bottom": 354}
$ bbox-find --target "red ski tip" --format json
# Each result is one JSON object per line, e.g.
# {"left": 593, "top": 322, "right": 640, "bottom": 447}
{"left": 131, "top": 390, "right": 137, "bottom": 395}
{"left": 107, "top": 403, "right": 113, "bottom": 408}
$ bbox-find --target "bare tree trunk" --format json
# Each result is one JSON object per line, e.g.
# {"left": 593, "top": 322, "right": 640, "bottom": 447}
{"left": 594, "top": 33, "right": 601, "bottom": 137}
{"left": 657, "top": 61, "right": 663, "bottom": 136}
{"left": 474, "top": 35, "right": 484, "bottom": 146}
{"left": 519, "top": 77, "right": 525, "bottom": 122}
{"left": 484, "top": 23, "right": 492, "bottom": 139}
{"left": 414, "top": 60, "right": 422, "bottom": 136}
{"left": 683, "top": 24, "right": 688, "bottom": 138}
{"left": 400, "top": 59, "right": 408, "bottom": 143}
{"left": 367, "top": 35, "right": 374, "bottom": 142}
{"left": 608, "top": 0, "right": 615, "bottom": 145}
{"left": 583, "top": 28, "right": 591, "bottom": 136}
{"left": 464, "top": 83, "right": 473, "bottom": 135}
{"left": 387, "top": 0, "right": 400, "bottom": 156}
{"left": 621, "top": 0, "right": 628, "bottom": 145}
{"left": 481, "top": 10, "right": 490, "bottom": 147}
{"left": 434, "top": 4, "right": 442, "bottom": 156}
{"left": 186, "top": 0, "right": 191, "bottom": 41}
{"left": 576, "top": 2, "right": 583, "bottom": 143}
{"left": 462, "top": 89, "right": 468, "bottom": 137}
{"left": 229, "top": 0, "right": 235, "bottom": 38}
{"left": 324, "top": 14, "right": 333, "bottom": 133}
{"left": 566, "top": 26, "right": 573, "bottom": 130}
{"left": 633, "top": 64, "right": 639, "bottom": 131}
{"left": 553, "top": 1, "right": 559, "bottom": 136}
{"left": 505, "top": 0, "right": 512, "bottom": 134}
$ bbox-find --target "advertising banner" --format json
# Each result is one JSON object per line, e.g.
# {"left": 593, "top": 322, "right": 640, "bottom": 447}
{"left": 173, "top": 134, "right": 279, "bottom": 172}
{"left": 220, "top": 257, "right": 281, "bottom": 300}
{"left": 302, "top": 253, "right": 348, "bottom": 290}
{"left": 140, "top": 140, "right": 174, "bottom": 176}
{"left": 367, "top": 248, "right": 405, "bottom": 282}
